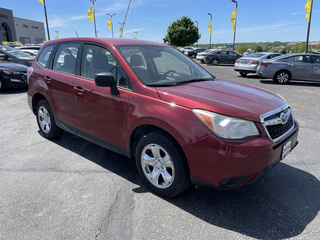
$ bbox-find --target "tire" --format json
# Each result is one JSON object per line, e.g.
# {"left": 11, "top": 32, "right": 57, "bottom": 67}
{"left": 36, "top": 99, "right": 64, "bottom": 139}
{"left": 0, "top": 77, "right": 6, "bottom": 92}
{"left": 211, "top": 58, "right": 219, "bottom": 65}
{"left": 135, "top": 131, "right": 190, "bottom": 197}
{"left": 273, "top": 70, "right": 291, "bottom": 84}
{"left": 239, "top": 72, "right": 247, "bottom": 77}
{"left": 200, "top": 59, "right": 204, "bottom": 63}
{"left": 191, "top": 54, "right": 196, "bottom": 58}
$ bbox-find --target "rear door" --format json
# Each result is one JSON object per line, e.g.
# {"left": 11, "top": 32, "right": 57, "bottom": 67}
{"left": 47, "top": 42, "right": 80, "bottom": 132}
{"left": 287, "top": 55, "right": 313, "bottom": 80}
{"left": 218, "top": 51, "right": 229, "bottom": 63}
{"left": 73, "top": 43, "right": 131, "bottom": 153}
{"left": 311, "top": 55, "right": 320, "bottom": 81}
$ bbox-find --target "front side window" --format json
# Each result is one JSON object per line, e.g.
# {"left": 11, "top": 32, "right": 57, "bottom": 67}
{"left": 117, "top": 45, "right": 214, "bottom": 86}
{"left": 81, "top": 44, "right": 130, "bottom": 89}
{"left": 52, "top": 42, "right": 80, "bottom": 75}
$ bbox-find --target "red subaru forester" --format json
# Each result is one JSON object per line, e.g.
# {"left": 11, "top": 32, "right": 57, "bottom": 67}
{"left": 27, "top": 38, "right": 299, "bottom": 197}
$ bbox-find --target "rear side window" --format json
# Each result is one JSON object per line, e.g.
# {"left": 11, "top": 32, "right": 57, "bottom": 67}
{"left": 37, "top": 45, "right": 54, "bottom": 68}
{"left": 52, "top": 43, "right": 80, "bottom": 75}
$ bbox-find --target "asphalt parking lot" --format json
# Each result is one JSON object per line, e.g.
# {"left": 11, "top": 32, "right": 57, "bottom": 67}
{"left": 1, "top": 63, "right": 319, "bottom": 240}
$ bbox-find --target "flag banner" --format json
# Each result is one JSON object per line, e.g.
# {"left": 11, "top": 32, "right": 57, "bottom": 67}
{"left": 134, "top": 34, "right": 137, "bottom": 39}
{"left": 55, "top": 34, "right": 58, "bottom": 40}
{"left": 208, "top": 19, "right": 212, "bottom": 34}
{"left": 304, "top": 0, "right": 312, "bottom": 22}
{"left": 107, "top": 18, "right": 112, "bottom": 31}
{"left": 38, "top": 0, "right": 44, "bottom": 4}
{"left": 231, "top": 8, "right": 237, "bottom": 32}
{"left": 87, "top": 5, "right": 94, "bottom": 24}
{"left": 119, "top": 26, "right": 123, "bottom": 34}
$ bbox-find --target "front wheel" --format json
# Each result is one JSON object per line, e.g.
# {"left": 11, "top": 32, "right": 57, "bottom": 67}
{"left": 212, "top": 59, "right": 219, "bottom": 65}
{"left": 274, "top": 70, "right": 291, "bottom": 84}
{"left": 0, "top": 77, "right": 6, "bottom": 92}
{"left": 135, "top": 132, "right": 190, "bottom": 197}
{"left": 36, "top": 100, "right": 64, "bottom": 139}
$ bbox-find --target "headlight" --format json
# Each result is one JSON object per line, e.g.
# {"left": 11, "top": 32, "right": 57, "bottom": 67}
{"left": 193, "top": 109, "right": 259, "bottom": 139}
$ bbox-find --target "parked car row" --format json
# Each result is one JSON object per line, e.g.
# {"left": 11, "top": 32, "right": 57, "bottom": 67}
{"left": 193, "top": 49, "right": 320, "bottom": 84}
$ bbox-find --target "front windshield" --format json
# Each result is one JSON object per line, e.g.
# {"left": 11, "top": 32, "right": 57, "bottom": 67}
{"left": 1, "top": 46, "right": 32, "bottom": 58}
{"left": 116, "top": 45, "right": 214, "bottom": 86}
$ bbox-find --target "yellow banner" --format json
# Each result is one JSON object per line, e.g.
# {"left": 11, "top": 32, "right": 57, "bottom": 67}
{"left": 107, "top": 18, "right": 112, "bottom": 31}
{"left": 38, "top": 0, "right": 44, "bottom": 4}
{"left": 231, "top": 8, "right": 237, "bottom": 32}
{"left": 87, "top": 5, "right": 94, "bottom": 24}
{"left": 208, "top": 19, "right": 212, "bottom": 34}
{"left": 304, "top": 0, "right": 312, "bottom": 22}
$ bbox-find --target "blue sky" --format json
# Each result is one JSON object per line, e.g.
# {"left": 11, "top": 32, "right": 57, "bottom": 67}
{"left": 2, "top": 0, "right": 320, "bottom": 44}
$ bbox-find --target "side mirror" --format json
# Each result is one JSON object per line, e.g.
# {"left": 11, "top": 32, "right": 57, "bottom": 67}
{"left": 94, "top": 72, "right": 119, "bottom": 95}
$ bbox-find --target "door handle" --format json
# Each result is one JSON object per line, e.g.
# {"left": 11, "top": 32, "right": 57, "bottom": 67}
{"left": 74, "top": 86, "right": 84, "bottom": 95}
{"left": 44, "top": 76, "right": 51, "bottom": 84}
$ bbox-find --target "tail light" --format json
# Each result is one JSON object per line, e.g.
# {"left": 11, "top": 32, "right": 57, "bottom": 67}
{"left": 236, "top": 60, "right": 240, "bottom": 63}
{"left": 27, "top": 67, "right": 33, "bottom": 84}
{"left": 250, "top": 61, "right": 260, "bottom": 64}
{"left": 260, "top": 62, "right": 272, "bottom": 67}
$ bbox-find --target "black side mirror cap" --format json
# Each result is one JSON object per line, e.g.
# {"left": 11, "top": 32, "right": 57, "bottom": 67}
{"left": 94, "top": 72, "right": 119, "bottom": 95}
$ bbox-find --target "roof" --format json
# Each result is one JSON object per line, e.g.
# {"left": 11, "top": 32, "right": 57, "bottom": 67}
{"left": 42, "top": 37, "right": 166, "bottom": 47}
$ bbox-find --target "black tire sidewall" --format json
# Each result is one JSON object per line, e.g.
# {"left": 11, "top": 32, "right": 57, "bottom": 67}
{"left": 0, "top": 77, "right": 6, "bottom": 92}
{"left": 135, "top": 132, "right": 189, "bottom": 198}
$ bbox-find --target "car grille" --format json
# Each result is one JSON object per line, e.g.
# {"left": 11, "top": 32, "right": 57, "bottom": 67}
{"left": 261, "top": 105, "right": 294, "bottom": 141}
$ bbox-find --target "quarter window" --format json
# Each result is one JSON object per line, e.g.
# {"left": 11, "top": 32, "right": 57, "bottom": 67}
{"left": 37, "top": 45, "right": 54, "bottom": 68}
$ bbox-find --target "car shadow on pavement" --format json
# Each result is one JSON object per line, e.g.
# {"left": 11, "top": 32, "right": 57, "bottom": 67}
{"left": 259, "top": 80, "right": 320, "bottom": 87}
{"left": 51, "top": 132, "right": 320, "bottom": 239}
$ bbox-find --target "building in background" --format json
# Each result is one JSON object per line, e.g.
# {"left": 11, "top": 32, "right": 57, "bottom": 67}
{"left": 0, "top": 7, "right": 46, "bottom": 44}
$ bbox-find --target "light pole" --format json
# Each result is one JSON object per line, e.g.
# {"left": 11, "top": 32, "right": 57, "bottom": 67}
{"left": 90, "top": 0, "right": 97, "bottom": 37}
{"left": 107, "top": 13, "right": 116, "bottom": 37}
{"left": 195, "top": 20, "right": 199, "bottom": 46}
{"left": 231, "top": 0, "right": 238, "bottom": 51}
{"left": 207, "top": 13, "right": 212, "bottom": 49}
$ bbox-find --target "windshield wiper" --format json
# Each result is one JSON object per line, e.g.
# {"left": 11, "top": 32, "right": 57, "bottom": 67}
{"left": 175, "top": 78, "right": 215, "bottom": 85}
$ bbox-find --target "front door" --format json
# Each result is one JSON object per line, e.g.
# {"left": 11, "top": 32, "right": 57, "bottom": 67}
{"left": 73, "top": 44, "right": 131, "bottom": 153}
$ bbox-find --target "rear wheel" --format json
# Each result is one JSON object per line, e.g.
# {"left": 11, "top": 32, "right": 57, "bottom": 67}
{"left": 212, "top": 59, "right": 219, "bottom": 65}
{"left": 135, "top": 132, "right": 190, "bottom": 197}
{"left": 239, "top": 72, "right": 247, "bottom": 77}
{"left": 274, "top": 70, "right": 291, "bottom": 84}
{"left": 36, "top": 100, "right": 64, "bottom": 139}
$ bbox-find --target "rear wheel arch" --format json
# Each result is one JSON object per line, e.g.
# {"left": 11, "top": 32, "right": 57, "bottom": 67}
{"left": 32, "top": 93, "right": 47, "bottom": 114}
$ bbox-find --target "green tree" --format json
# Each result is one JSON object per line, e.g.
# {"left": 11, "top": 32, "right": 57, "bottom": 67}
{"left": 236, "top": 44, "right": 247, "bottom": 54}
{"left": 254, "top": 45, "right": 263, "bottom": 52}
{"left": 166, "top": 16, "right": 200, "bottom": 47}
{"left": 291, "top": 43, "right": 306, "bottom": 53}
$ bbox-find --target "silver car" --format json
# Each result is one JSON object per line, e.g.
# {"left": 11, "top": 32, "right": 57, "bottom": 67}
{"left": 234, "top": 52, "right": 282, "bottom": 77}
{"left": 256, "top": 53, "right": 320, "bottom": 84}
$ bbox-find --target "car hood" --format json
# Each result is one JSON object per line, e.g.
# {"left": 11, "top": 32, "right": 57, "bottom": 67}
{"left": 0, "top": 62, "right": 28, "bottom": 71}
{"left": 156, "top": 79, "right": 286, "bottom": 122}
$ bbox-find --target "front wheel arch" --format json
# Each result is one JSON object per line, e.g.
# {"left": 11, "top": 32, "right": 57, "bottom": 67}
{"left": 134, "top": 130, "right": 191, "bottom": 197}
